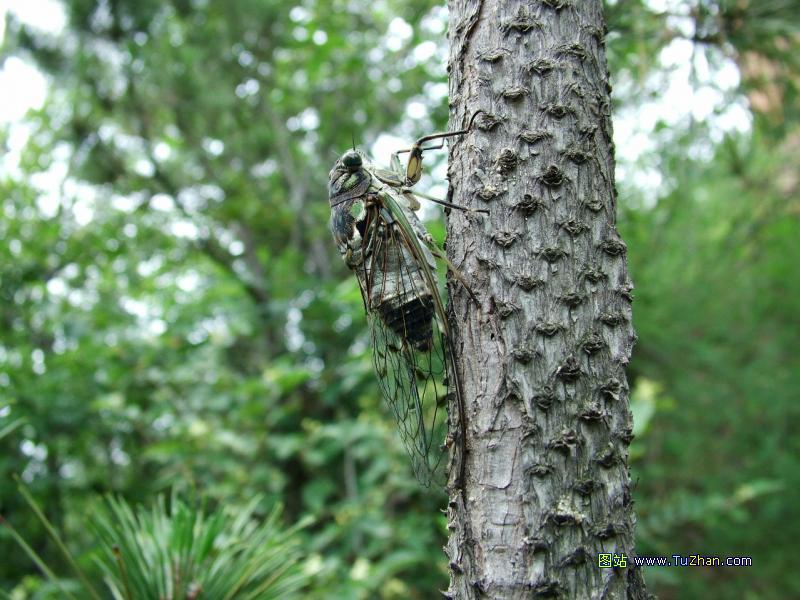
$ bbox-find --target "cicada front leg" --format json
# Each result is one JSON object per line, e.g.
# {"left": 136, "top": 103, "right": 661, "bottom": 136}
{"left": 395, "top": 130, "right": 464, "bottom": 187}
{"left": 396, "top": 110, "right": 485, "bottom": 186}
{"left": 389, "top": 152, "right": 405, "bottom": 181}
{"left": 390, "top": 111, "right": 489, "bottom": 215}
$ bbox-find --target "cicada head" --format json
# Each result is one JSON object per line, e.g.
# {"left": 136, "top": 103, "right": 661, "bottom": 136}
{"left": 341, "top": 149, "right": 363, "bottom": 172}
{"left": 329, "top": 148, "right": 371, "bottom": 208}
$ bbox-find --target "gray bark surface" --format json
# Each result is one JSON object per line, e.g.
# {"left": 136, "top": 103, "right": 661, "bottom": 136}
{"left": 445, "top": 1, "right": 650, "bottom": 598}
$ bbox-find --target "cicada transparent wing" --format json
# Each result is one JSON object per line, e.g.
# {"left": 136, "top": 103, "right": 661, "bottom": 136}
{"left": 354, "top": 194, "right": 456, "bottom": 486}
{"left": 366, "top": 314, "right": 448, "bottom": 484}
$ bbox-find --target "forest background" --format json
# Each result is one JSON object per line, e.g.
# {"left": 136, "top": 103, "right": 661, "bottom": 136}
{"left": 0, "top": 0, "right": 798, "bottom": 598}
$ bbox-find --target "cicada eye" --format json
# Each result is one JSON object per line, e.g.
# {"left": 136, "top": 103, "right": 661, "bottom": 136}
{"left": 342, "top": 150, "right": 363, "bottom": 172}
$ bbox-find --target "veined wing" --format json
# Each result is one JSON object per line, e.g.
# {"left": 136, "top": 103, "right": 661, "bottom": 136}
{"left": 366, "top": 309, "right": 448, "bottom": 485}
{"left": 354, "top": 194, "right": 457, "bottom": 486}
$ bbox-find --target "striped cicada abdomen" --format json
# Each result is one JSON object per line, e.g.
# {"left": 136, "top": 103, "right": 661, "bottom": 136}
{"left": 360, "top": 212, "right": 437, "bottom": 352}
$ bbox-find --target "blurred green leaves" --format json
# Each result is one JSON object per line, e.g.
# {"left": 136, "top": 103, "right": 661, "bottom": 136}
{"left": 1, "top": 0, "right": 452, "bottom": 595}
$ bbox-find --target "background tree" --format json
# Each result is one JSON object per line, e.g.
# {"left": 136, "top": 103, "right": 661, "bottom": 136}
{"left": 445, "top": 1, "right": 647, "bottom": 597}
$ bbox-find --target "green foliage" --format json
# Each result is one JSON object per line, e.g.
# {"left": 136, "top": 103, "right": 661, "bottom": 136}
{"left": 4, "top": 480, "right": 307, "bottom": 599}
{"left": 1, "top": 1, "right": 450, "bottom": 597}
{"left": 92, "top": 495, "right": 308, "bottom": 600}
{"left": 622, "top": 126, "right": 800, "bottom": 597}
{"left": 608, "top": 3, "right": 800, "bottom": 597}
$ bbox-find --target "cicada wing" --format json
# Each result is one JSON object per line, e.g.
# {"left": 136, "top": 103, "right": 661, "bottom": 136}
{"left": 378, "top": 194, "right": 467, "bottom": 490}
{"left": 355, "top": 206, "right": 453, "bottom": 487}
{"left": 366, "top": 311, "right": 447, "bottom": 485}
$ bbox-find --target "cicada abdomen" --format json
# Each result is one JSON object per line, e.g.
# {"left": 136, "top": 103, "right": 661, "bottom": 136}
{"left": 364, "top": 224, "right": 437, "bottom": 352}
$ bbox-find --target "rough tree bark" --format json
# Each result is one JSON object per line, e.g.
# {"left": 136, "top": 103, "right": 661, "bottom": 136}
{"left": 444, "top": 1, "right": 650, "bottom": 598}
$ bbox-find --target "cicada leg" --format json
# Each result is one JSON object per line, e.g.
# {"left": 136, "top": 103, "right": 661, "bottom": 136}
{"left": 394, "top": 110, "right": 485, "bottom": 186}
{"left": 389, "top": 152, "right": 405, "bottom": 180}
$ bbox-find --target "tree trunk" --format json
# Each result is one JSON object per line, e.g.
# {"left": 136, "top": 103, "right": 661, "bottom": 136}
{"left": 445, "top": 1, "right": 650, "bottom": 598}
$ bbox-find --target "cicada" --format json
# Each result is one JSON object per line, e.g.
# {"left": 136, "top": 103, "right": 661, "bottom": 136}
{"left": 328, "top": 117, "right": 483, "bottom": 486}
